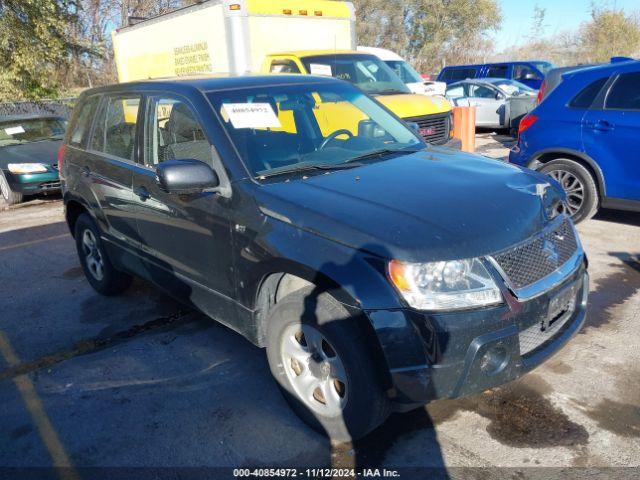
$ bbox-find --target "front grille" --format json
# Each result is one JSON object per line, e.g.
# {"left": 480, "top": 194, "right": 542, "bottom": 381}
{"left": 404, "top": 112, "right": 450, "bottom": 145}
{"left": 492, "top": 219, "right": 578, "bottom": 290}
{"left": 40, "top": 181, "right": 61, "bottom": 190}
{"left": 519, "top": 310, "right": 574, "bottom": 356}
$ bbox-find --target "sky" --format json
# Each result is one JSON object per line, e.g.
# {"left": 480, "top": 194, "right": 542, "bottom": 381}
{"left": 494, "top": 0, "right": 640, "bottom": 51}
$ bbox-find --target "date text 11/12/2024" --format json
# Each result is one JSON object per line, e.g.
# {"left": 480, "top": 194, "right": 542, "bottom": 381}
{"left": 233, "top": 468, "right": 400, "bottom": 478}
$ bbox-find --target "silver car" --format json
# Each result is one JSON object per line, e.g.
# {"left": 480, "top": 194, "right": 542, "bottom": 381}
{"left": 446, "top": 78, "right": 537, "bottom": 132}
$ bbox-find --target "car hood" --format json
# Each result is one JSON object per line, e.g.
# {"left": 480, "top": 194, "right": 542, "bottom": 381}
{"left": 375, "top": 93, "right": 452, "bottom": 117}
{"left": 253, "top": 149, "right": 565, "bottom": 263}
{"left": 0, "top": 140, "right": 62, "bottom": 169}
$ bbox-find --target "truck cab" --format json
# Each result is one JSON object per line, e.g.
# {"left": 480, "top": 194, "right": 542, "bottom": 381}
{"left": 262, "top": 51, "right": 457, "bottom": 146}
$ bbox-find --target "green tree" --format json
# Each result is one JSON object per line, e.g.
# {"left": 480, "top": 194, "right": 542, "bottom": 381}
{"left": 579, "top": 5, "right": 640, "bottom": 63}
{"left": 353, "top": 0, "right": 502, "bottom": 74}
{"left": 0, "top": 0, "right": 86, "bottom": 99}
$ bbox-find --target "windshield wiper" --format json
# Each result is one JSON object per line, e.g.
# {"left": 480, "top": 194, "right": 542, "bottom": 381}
{"left": 373, "top": 89, "right": 406, "bottom": 95}
{"left": 343, "top": 148, "right": 421, "bottom": 164}
{"left": 30, "top": 135, "right": 64, "bottom": 143}
{"left": 258, "top": 162, "right": 363, "bottom": 179}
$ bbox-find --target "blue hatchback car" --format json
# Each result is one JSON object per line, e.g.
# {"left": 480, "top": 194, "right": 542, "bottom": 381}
{"left": 509, "top": 60, "right": 640, "bottom": 223}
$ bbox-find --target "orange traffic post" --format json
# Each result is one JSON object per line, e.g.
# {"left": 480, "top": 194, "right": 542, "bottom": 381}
{"left": 452, "top": 106, "right": 476, "bottom": 153}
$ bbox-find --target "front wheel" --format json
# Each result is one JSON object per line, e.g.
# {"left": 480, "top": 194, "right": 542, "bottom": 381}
{"left": 266, "top": 287, "right": 389, "bottom": 442}
{"left": 540, "top": 159, "right": 599, "bottom": 223}
{"left": 0, "top": 171, "right": 24, "bottom": 205}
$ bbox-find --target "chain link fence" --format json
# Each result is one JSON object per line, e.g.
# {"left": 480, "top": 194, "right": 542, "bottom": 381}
{"left": 0, "top": 98, "right": 77, "bottom": 119}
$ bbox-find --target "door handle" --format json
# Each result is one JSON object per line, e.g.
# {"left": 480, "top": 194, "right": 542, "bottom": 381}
{"left": 80, "top": 166, "right": 91, "bottom": 178}
{"left": 134, "top": 186, "right": 151, "bottom": 201}
{"left": 589, "top": 120, "right": 614, "bottom": 132}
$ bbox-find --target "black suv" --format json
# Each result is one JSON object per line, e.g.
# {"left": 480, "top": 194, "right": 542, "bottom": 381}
{"left": 60, "top": 75, "right": 588, "bottom": 441}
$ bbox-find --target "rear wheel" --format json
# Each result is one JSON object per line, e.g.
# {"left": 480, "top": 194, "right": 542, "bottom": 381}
{"left": 74, "top": 213, "right": 132, "bottom": 295}
{"left": 0, "top": 172, "right": 24, "bottom": 205}
{"left": 540, "top": 159, "right": 599, "bottom": 223}
{"left": 266, "top": 287, "right": 389, "bottom": 442}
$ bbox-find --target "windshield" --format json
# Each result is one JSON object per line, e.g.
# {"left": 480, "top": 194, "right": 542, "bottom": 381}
{"left": 489, "top": 79, "right": 536, "bottom": 96}
{"left": 532, "top": 62, "right": 555, "bottom": 76}
{"left": 208, "top": 82, "right": 424, "bottom": 178}
{"left": 300, "top": 54, "right": 411, "bottom": 95}
{"left": 384, "top": 60, "right": 423, "bottom": 84}
{"left": 0, "top": 117, "right": 66, "bottom": 147}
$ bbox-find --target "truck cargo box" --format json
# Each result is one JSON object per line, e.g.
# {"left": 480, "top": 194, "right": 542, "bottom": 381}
{"left": 112, "top": 0, "right": 356, "bottom": 82}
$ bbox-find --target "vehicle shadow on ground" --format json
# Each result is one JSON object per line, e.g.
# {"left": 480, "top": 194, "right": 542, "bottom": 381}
{"left": 593, "top": 208, "right": 640, "bottom": 227}
{"left": 476, "top": 128, "right": 517, "bottom": 144}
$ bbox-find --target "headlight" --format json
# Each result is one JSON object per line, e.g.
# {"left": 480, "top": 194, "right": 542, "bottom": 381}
{"left": 7, "top": 163, "right": 48, "bottom": 174}
{"left": 388, "top": 258, "right": 503, "bottom": 311}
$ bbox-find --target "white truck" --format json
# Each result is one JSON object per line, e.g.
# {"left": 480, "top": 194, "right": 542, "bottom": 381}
{"left": 357, "top": 46, "right": 447, "bottom": 97}
{"left": 112, "top": 0, "right": 356, "bottom": 82}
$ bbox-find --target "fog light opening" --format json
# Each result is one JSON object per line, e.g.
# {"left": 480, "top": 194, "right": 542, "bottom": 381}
{"left": 480, "top": 344, "right": 509, "bottom": 376}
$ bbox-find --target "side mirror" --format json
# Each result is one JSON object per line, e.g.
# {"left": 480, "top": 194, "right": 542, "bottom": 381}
{"left": 495, "top": 91, "right": 504, "bottom": 100}
{"left": 156, "top": 160, "right": 219, "bottom": 194}
{"left": 523, "top": 73, "right": 539, "bottom": 81}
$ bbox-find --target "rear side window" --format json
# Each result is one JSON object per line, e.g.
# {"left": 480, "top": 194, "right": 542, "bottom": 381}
{"left": 470, "top": 84, "right": 496, "bottom": 99}
{"left": 68, "top": 96, "right": 99, "bottom": 147}
{"left": 605, "top": 72, "right": 640, "bottom": 110}
{"left": 90, "top": 95, "right": 141, "bottom": 161}
{"left": 487, "top": 65, "right": 508, "bottom": 78}
{"left": 145, "top": 96, "right": 211, "bottom": 166}
{"left": 446, "top": 85, "right": 465, "bottom": 97}
{"left": 569, "top": 77, "right": 608, "bottom": 109}
{"left": 451, "top": 68, "right": 477, "bottom": 81}
{"left": 270, "top": 60, "right": 301, "bottom": 74}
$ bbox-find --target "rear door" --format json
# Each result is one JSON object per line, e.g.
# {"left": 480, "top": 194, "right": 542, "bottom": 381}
{"left": 582, "top": 71, "right": 640, "bottom": 201}
{"left": 131, "top": 93, "right": 237, "bottom": 319}
{"left": 84, "top": 93, "right": 142, "bottom": 246}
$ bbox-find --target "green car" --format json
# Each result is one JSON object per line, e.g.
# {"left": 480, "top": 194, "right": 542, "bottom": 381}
{"left": 0, "top": 114, "right": 66, "bottom": 205}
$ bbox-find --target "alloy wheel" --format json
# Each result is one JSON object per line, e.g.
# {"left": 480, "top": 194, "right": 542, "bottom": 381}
{"left": 548, "top": 169, "right": 585, "bottom": 216}
{"left": 280, "top": 324, "right": 348, "bottom": 417}
{"left": 82, "top": 229, "right": 105, "bottom": 281}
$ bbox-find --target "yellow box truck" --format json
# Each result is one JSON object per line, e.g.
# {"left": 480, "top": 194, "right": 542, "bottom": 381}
{"left": 112, "top": 0, "right": 456, "bottom": 146}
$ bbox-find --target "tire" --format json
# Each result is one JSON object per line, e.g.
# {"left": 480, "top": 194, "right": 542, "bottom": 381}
{"left": 0, "top": 171, "right": 24, "bottom": 205}
{"left": 539, "top": 159, "right": 599, "bottom": 224}
{"left": 266, "top": 286, "right": 389, "bottom": 442}
{"left": 74, "top": 213, "right": 132, "bottom": 296}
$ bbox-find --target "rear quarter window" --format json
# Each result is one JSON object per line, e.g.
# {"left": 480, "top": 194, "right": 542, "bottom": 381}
{"left": 90, "top": 95, "right": 141, "bottom": 161}
{"left": 68, "top": 96, "right": 100, "bottom": 147}
{"left": 569, "top": 77, "right": 609, "bottom": 109}
{"left": 605, "top": 72, "right": 640, "bottom": 110}
{"left": 444, "top": 68, "right": 477, "bottom": 82}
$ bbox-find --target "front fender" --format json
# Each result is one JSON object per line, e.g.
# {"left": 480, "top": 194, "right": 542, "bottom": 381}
{"left": 234, "top": 215, "right": 430, "bottom": 385}
{"left": 236, "top": 215, "right": 404, "bottom": 311}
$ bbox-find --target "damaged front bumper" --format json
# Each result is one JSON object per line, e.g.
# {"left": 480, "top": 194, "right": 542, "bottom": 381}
{"left": 367, "top": 261, "right": 588, "bottom": 409}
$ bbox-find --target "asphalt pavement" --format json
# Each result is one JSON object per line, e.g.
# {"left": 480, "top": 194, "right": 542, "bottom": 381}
{"left": 0, "top": 171, "right": 639, "bottom": 479}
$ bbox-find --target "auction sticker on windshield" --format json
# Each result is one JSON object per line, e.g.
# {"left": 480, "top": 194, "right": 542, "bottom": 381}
{"left": 5, "top": 126, "right": 25, "bottom": 135}
{"left": 222, "top": 103, "right": 281, "bottom": 129}
{"left": 309, "top": 64, "right": 333, "bottom": 76}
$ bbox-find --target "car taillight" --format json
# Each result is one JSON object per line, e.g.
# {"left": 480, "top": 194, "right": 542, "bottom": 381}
{"left": 57, "top": 144, "right": 66, "bottom": 178}
{"left": 536, "top": 80, "right": 546, "bottom": 104}
{"left": 518, "top": 113, "right": 539, "bottom": 136}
